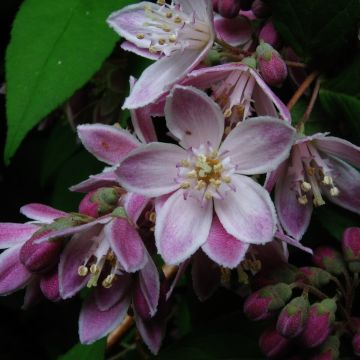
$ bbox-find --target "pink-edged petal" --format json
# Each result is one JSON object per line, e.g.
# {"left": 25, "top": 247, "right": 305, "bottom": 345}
{"left": 79, "top": 293, "right": 131, "bottom": 344}
{"left": 58, "top": 227, "right": 101, "bottom": 299}
{"left": 179, "top": 0, "right": 214, "bottom": 21}
{"left": 135, "top": 313, "right": 166, "bottom": 355}
{"left": 105, "top": 218, "right": 147, "bottom": 273}
{"left": 122, "top": 193, "right": 149, "bottom": 223}
{"left": 117, "top": 142, "right": 184, "bottom": 197}
{"left": 192, "top": 250, "right": 221, "bottom": 302}
{"left": 70, "top": 170, "right": 118, "bottom": 193}
{"left": 95, "top": 273, "right": 132, "bottom": 311}
{"left": 121, "top": 41, "right": 160, "bottom": 60}
{"left": 275, "top": 160, "right": 313, "bottom": 240}
{"left": 155, "top": 190, "right": 213, "bottom": 264}
{"left": 202, "top": 216, "right": 249, "bottom": 268}
{"left": 40, "top": 269, "right": 61, "bottom": 302}
{"left": 0, "top": 223, "right": 38, "bottom": 249}
{"left": 323, "top": 156, "right": 360, "bottom": 214}
{"left": 123, "top": 48, "right": 212, "bottom": 109}
{"left": 165, "top": 85, "right": 224, "bottom": 149}
{"left": 166, "top": 260, "right": 190, "bottom": 300}
{"left": 214, "top": 15, "right": 251, "bottom": 46}
{"left": 315, "top": 136, "right": 360, "bottom": 168}
{"left": 22, "top": 277, "right": 42, "bottom": 309}
{"left": 264, "top": 161, "right": 287, "bottom": 192}
{"left": 0, "top": 245, "right": 32, "bottom": 295}
{"left": 252, "top": 84, "right": 278, "bottom": 118}
{"left": 220, "top": 116, "right": 295, "bottom": 174}
{"left": 20, "top": 203, "right": 67, "bottom": 222}
{"left": 275, "top": 231, "right": 313, "bottom": 254}
{"left": 77, "top": 124, "right": 140, "bottom": 166}
{"left": 215, "top": 174, "right": 276, "bottom": 244}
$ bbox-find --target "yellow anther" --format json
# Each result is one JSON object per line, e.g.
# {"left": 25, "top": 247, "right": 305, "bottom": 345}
{"left": 222, "top": 176, "right": 231, "bottom": 183}
{"left": 213, "top": 163, "right": 223, "bottom": 172}
{"left": 204, "top": 192, "right": 212, "bottom": 200}
{"left": 252, "top": 259, "right": 262, "bottom": 272}
{"left": 158, "top": 38, "right": 166, "bottom": 45}
{"left": 90, "top": 264, "right": 99, "bottom": 274}
{"left": 157, "top": 0, "right": 165, "bottom": 5}
{"left": 169, "top": 34, "right": 177, "bottom": 42}
{"left": 174, "top": 16, "right": 182, "bottom": 23}
{"left": 166, "top": 12, "right": 173, "bottom": 18}
{"left": 180, "top": 159, "right": 189, "bottom": 167}
{"left": 322, "top": 175, "right": 333, "bottom": 186}
{"left": 224, "top": 126, "right": 232, "bottom": 136}
{"left": 330, "top": 187, "right": 339, "bottom": 197}
{"left": 136, "top": 33, "right": 145, "bottom": 39}
{"left": 149, "top": 46, "right": 158, "bottom": 53}
{"left": 195, "top": 180, "right": 206, "bottom": 190}
{"left": 224, "top": 108, "right": 232, "bottom": 118}
{"left": 241, "top": 259, "right": 250, "bottom": 271}
{"left": 210, "top": 179, "right": 222, "bottom": 187}
{"left": 313, "top": 196, "right": 325, "bottom": 207}
{"left": 187, "top": 170, "right": 197, "bottom": 178}
{"left": 162, "top": 25, "right": 171, "bottom": 32}
{"left": 149, "top": 211, "right": 156, "bottom": 223}
{"left": 298, "top": 195, "right": 308, "bottom": 205}
{"left": 78, "top": 265, "right": 88, "bottom": 277}
{"left": 237, "top": 268, "right": 249, "bottom": 285}
{"left": 300, "top": 181, "right": 312, "bottom": 192}
{"left": 102, "top": 274, "right": 115, "bottom": 288}
{"left": 307, "top": 167, "right": 316, "bottom": 176}
{"left": 180, "top": 182, "right": 191, "bottom": 189}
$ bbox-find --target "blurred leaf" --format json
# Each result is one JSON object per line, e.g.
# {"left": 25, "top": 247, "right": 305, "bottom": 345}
{"left": 268, "top": 0, "right": 359, "bottom": 65}
{"left": 5, "top": 0, "right": 135, "bottom": 163}
{"left": 58, "top": 339, "right": 106, "bottom": 360}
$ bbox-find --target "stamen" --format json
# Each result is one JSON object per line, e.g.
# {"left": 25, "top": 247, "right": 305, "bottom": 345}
{"left": 78, "top": 265, "right": 88, "bottom": 276}
{"left": 136, "top": 33, "right": 145, "bottom": 39}
{"left": 300, "top": 181, "right": 312, "bottom": 192}
{"left": 195, "top": 180, "right": 206, "bottom": 190}
{"left": 222, "top": 176, "right": 231, "bottom": 183}
{"left": 330, "top": 187, "right": 339, "bottom": 197}
{"left": 157, "top": 0, "right": 165, "bottom": 5}
{"left": 298, "top": 195, "right": 308, "bottom": 205}
{"left": 149, "top": 211, "right": 156, "bottom": 223}
{"left": 187, "top": 170, "right": 197, "bottom": 178}
{"left": 313, "top": 196, "right": 325, "bottom": 207}
{"left": 180, "top": 159, "right": 189, "bottom": 167}
{"left": 224, "top": 108, "right": 232, "bottom": 118}
{"left": 180, "top": 182, "right": 191, "bottom": 189}
{"left": 158, "top": 39, "right": 166, "bottom": 45}
{"left": 166, "top": 12, "right": 172, "bottom": 18}
{"left": 90, "top": 264, "right": 99, "bottom": 274}
{"left": 174, "top": 16, "right": 182, "bottom": 24}
{"left": 322, "top": 175, "right": 333, "bottom": 186}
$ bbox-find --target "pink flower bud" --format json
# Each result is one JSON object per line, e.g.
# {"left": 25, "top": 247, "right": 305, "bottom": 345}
{"left": 212, "top": 0, "right": 219, "bottom": 12}
{"left": 296, "top": 267, "right": 332, "bottom": 288}
{"left": 79, "top": 187, "right": 120, "bottom": 217}
{"left": 259, "top": 328, "right": 291, "bottom": 358}
{"left": 259, "top": 20, "right": 281, "bottom": 49}
{"left": 40, "top": 269, "right": 60, "bottom": 302}
{"left": 256, "top": 42, "right": 288, "bottom": 86}
{"left": 342, "top": 227, "right": 360, "bottom": 272}
{"left": 353, "top": 333, "right": 360, "bottom": 357}
{"left": 309, "top": 335, "right": 340, "bottom": 360}
{"left": 277, "top": 296, "right": 309, "bottom": 338}
{"left": 312, "top": 247, "right": 346, "bottom": 275}
{"left": 20, "top": 231, "right": 63, "bottom": 274}
{"left": 251, "top": 0, "right": 271, "bottom": 18}
{"left": 244, "top": 283, "right": 292, "bottom": 320}
{"left": 218, "top": 0, "right": 242, "bottom": 18}
{"left": 301, "top": 299, "right": 337, "bottom": 348}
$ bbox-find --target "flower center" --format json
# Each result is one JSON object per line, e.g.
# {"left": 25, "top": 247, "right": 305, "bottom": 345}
{"left": 136, "top": 1, "right": 211, "bottom": 56}
{"left": 176, "top": 144, "right": 235, "bottom": 201}
{"left": 292, "top": 142, "right": 339, "bottom": 207}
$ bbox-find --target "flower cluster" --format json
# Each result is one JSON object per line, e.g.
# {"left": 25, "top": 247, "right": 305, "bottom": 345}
{"left": 1, "top": 0, "right": 360, "bottom": 356}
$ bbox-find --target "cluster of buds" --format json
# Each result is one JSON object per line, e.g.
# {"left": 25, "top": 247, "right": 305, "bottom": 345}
{"left": 244, "top": 227, "right": 360, "bottom": 358}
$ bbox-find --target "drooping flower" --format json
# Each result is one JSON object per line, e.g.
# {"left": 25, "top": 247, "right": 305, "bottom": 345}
{"left": 107, "top": 0, "right": 215, "bottom": 109}
{"left": 266, "top": 133, "right": 360, "bottom": 240}
{"left": 117, "top": 85, "right": 296, "bottom": 264}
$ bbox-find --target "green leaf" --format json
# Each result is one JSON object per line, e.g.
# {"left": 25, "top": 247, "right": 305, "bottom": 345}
{"left": 268, "top": 0, "right": 359, "bottom": 64}
{"left": 58, "top": 339, "right": 106, "bottom": 360}
{"left": 5, "top": 0, "right": 134, "bottom": 163}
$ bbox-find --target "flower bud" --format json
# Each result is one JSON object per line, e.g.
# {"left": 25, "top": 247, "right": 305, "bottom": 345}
{"left": 342, "top": 227, "right": 360, "bottom": 272}
{"left": 353, "top": 333, "right": 360, "bottom": 357}
{"left": 277, "top": 296, "right": 309, "bottom": 338}
{"left": 212, "top": 0, "right": 219, "bottom": 12}
{"left": 259, "top": 20, "right": 281, "bottom": 49}
{"left": 309, "top": 335, "right": 340, "bottom": 360}
{"left": 40, "top": 269, "right": 60, "bottom": 302}
{"left": 79, "top": 187, "right": 120, "bottom": 217}
{"left": 301, "top": 299, "right": 337, "bottom": 348}
{"left": 20, "top": 231, "right": 63, "bottom": 274}
{"left": 218, "top": 0, "right": 242, "bottom": 18}
{"left": 251, "top": 0, "right": 271, "bottom": 18}
{"left": 244, "top": 283, "right": 292, "bottom": 320}
{"left": 296, "top": 267, "right": 332, "bottom": 288}
{"left": 259, "top": 328, "right": 291, "bottom": 358}
{"left": 312, "top": 247, "right": 346, "bottom": 275}
{"left": 256, "top": 42, "right": 288, "bottom": 86}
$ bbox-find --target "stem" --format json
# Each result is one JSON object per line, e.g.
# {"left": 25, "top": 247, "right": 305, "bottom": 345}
{"left": 292, "top": 282, "right": 327, "bottom": 299}
{"left": 330, "top": 275, "right": 346, "bottom": 297}
{"left": 285, "top": 60, "right": 307, "bottom": 68}
{"left": 287, "top": 71, "right": 319, "bottom": 111}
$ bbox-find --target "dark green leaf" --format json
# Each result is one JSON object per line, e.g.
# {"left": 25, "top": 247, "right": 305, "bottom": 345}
{"left": 57, "top": 339, "right": 106, "bottom": 360}
{"left": 5, "top": 0, "right": 135, "bottom": 163}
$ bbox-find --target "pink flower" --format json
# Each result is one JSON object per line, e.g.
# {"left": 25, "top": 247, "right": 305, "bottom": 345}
{"left": 107, "top": 0, "right": 215, "bottom": 109}
{"left": 267, "top": 133, "right": 360, "bottom": 240}
{"left": 117, "top": 85, "right": 295, "bottom": 264}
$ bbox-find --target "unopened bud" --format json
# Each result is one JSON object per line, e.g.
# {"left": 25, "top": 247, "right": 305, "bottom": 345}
{"left": 259, "top": 20, "right": 282, "bottom": 49}
{"left": 251, "top": 0, "right": 271, "bottom": 18}
{"left": 218, "top": 0, "right": 242, "bottom": 18}
{"left": 301, "top": 299, "right": 337, "bottom": 348}
{"left": 259, "top": 328, "right": 291, "bottom": 358}
{"left": 277, "top": 296, "right": 309, "bottom": 338}
{"left": 256, "top": 42, "right": 288, "bottom": 86}
{"left": 79, "top": 187, "right": 120, "bottom": 217}
{"left": 353, "top": 333, "right": 360, "bottom": 357}
{"left": 342, "top": 227, "right": 360, "bottom": 272}
{"left": 309, "top": 335, "right": 340, "bottom": 360}
{"left": 244, "top": 283, "right": 292, "bottom": 320}
{"left": 40, "top": 269, "right": 60, "bottom": 302}
{"left": 212, "top": 0, "right": 219, "bottom": 12}
{"left": 296, "top": 267, "right": 332, "bottom": 288}
{"left": 241, "top": 57, "right": 257, "bottom": 68}
{"left": 312, "top": 247, "right": 346, "bottom": 275}
{"left": 20, "top": 231, "right": 63, "bottom": 274}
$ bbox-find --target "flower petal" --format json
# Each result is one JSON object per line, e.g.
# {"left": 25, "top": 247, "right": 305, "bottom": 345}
{"left": 77, "top": 124, "right": 140, "bottom": 166}
{"left": 202, "top": 216, "right": 249, "bottom": 268}
{"left": 155, "top": 190, "right": 213, "bottom": 264}
{"left": 0, "top": 223, "right": 38, "bottom": 249}
{"left": 275, "top": 160, "right": 312, "bottom": 240}
{"left": 323, "top": 156, "right": 360, "bottom": 214}
{"left": 220, "top": 116, "right": 295, "bottom": 175}
{"left": 40, "top": 269, "right": 61, "bottom": 302}
{"left": 22, "top": 278, "right": 42, "bottom": 309}
{"left": 179, "top": 0, "right": 214, "bottom": 20}
{"left": 70, "top": 170, "right": 118, "bottom": 193}
{"left": 192, "top": 250, "right": 221, "bottom": 301}
{"left": 166, "top": 260, "right": 190, "bottom": 300}
{"left": 215, "top": 174, "right": 276, "bottom": 244}
{"left": 121, "top": 41, "right": 160, "bottom": 60}
{"left": 0, "top": 245, "right": 32, "bottom": 295}
{"left": 214, "top": 15, "right": 251, "bottom": 46}
{"left": 116, "top": 142, "right": 184, "bottom": 197}
{"left": 20, "top": 203, "right": 67, "bottom": 222}
{"left": 122, "top": 192, "right": 149, "bottom": 223}
{"left": 315, "top": 136, "right": 360, "bottom": 168}
{"left": 275, "top": 231, "right": 313, "bottom": 254}
{"left": 165, "top": 85, "right": 224, "bottom": 149}
{"left": 105, "top": 218, "right": 147, "bottom": 273}
{"left": 79, "top": 294, "right": 130, "bottom": 344}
